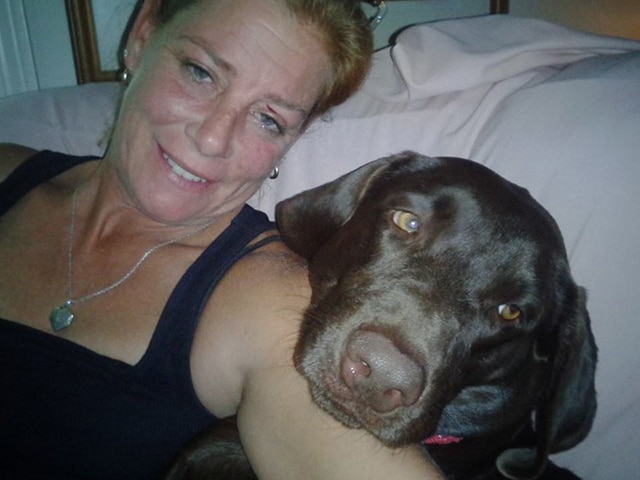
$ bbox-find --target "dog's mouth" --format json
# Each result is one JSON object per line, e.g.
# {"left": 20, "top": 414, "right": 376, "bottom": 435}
{"left": 315, "top": 367, "right": 466, "bottom": 446}
{"left": 300, "top": 327, "right": 432, "bottom": 445}
{"left": 422, "top": 434, "right": 464, "bottom": 445}
{"left": 315, "top": 370, "right": 467, "bottom": 447}
{"left": 311, "top": 368, "right": 431, "bottom": 446}
{"left": 319, "top": 370, "right": 388, "bottom": 428}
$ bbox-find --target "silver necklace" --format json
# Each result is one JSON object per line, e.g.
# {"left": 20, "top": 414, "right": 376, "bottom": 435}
{"left": 49, "top": 187, "right": 215, "bottom": 332}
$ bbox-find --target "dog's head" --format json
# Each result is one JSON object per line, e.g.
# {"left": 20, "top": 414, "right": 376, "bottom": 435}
{"left": 276, "top": 152, "right": 597, "bottom": 479}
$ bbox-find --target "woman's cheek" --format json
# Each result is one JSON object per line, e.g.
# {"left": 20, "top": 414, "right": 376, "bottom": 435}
{"left": 147, "top": 90, "right": 192, "bottom": 126}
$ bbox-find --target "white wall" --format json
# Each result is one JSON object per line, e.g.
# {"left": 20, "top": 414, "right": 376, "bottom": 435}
{"left": 0, "top": 0, "right": 75, "bottom": 99}
{"left": 0, "top": 0, "right": 38, "bottom": 98}
{"left": 23, "top": 0, "right": 76, "bottom": 90}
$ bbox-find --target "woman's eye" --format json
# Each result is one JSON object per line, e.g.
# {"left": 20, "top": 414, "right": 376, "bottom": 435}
{"left": 257, "top": 112, "right": 284, "bottom": 135}
{"left": 185, "top": 62, "right": 213, "bottom": 84}
{"left": 392, "top": 210, "right": 421, "bottom": 234}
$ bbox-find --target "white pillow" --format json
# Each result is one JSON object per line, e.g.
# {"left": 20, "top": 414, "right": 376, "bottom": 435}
{"left": 0, "top": 82, "right": 121, "bottom": 156}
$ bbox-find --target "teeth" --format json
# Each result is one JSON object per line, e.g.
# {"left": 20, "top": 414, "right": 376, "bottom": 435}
{"left": 163, "top": 153, "right": 206, "bottom": 183}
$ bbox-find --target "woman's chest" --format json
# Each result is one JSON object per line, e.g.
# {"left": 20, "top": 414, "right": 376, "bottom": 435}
{"left": 0, "top": 211, "right": 197, "bottom": 368}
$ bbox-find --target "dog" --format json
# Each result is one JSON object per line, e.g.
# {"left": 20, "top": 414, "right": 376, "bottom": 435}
{"left": 164, "top": 152, "right": 597, "bottom": 480}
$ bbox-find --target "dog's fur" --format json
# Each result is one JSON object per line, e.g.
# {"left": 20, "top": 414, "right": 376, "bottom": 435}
{"left": 164, "top": 153, "right": 597, "bottom": 480}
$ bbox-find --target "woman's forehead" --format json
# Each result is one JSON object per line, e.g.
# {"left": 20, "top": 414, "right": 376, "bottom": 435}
{"left": 163, "top": 0, "right": 330, "bottom": 109}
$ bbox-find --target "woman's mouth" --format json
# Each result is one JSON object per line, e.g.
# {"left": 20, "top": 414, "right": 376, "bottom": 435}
{"left": 163, "top": 152, "right": 207, "bottom": 183}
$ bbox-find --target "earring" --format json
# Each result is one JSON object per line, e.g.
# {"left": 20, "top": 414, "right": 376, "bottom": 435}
{"left": 119, "top": 48, "right": 131, "bottom": 84}
{"left": 119, "top": 68, "right": 131, "bottom": 85}
{"left": 269, "top": 166, "right": 280, "bottom": 179}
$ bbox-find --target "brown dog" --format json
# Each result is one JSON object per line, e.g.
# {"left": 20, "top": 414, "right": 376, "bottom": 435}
{"left": 165, "top": 152, "right": 597, "bottom": 480}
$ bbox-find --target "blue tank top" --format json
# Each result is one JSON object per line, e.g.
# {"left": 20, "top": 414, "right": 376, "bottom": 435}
{"left": 0, "top": 151, "right": 277, "bottom": 479}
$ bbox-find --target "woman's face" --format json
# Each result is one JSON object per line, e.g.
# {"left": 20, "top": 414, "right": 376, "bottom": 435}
{"left": 109, "top": 0, "right": 330, "bottom": 225}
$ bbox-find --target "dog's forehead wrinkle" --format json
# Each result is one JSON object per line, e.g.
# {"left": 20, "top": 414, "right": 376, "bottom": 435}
{"left": 434, "top": 233, "right": 542, "bottom": 299}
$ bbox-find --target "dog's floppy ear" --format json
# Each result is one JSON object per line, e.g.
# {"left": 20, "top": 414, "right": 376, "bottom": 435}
{"left": 497, "top": 286, "right": 597, "bottom": 480}
{"left": 276, "top": 153, "right": 410, "bottom": 260}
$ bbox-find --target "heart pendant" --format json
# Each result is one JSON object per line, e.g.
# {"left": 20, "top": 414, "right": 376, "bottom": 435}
{"left": 50, "top": 304, "right": 75, "bottom": 332}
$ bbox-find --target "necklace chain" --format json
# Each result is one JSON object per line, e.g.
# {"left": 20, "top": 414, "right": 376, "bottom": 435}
{"left": 50, "top": 186, "right": 215, "bottom": 332}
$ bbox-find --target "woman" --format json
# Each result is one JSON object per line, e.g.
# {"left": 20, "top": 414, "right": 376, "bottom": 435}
{"left": 0, "top": 0, "right": 444, "bottom": 478}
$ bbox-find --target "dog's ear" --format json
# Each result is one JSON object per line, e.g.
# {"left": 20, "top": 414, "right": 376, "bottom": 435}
{"left": 497, "top": 286, "right": 597, "bottom": 480}
{"left": 276, "top": 153, "right": 415, "bottom": 260}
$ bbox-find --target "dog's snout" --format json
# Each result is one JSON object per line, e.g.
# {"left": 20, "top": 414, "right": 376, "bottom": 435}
{"left": 341, "top": 330, "right": 425, "bottom": 413}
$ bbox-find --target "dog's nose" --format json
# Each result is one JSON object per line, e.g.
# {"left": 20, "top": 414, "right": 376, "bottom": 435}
{"left": 341, "top": 330, "right": 425, "bottom": 412}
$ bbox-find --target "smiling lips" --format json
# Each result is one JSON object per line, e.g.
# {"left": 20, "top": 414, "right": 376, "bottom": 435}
{"left": 163, "top": 152, "right": 208, "bottom": 183}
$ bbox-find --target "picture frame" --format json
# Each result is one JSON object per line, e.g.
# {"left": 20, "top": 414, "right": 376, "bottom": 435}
{"left": 65, "top": 0, "right": 137, "bottom": 83}
{"left": 65, "top": 0, "right": 508, "bottom": 85}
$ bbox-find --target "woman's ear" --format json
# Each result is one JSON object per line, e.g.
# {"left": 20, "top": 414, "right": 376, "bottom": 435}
{"left": 123, "top": 0, "right": 163, "bottom": 71}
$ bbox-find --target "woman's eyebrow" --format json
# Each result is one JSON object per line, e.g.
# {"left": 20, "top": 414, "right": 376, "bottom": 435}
{"left": 265, "top": 95, "right": 309, "bottom": 118}
{"left": 178, "top": 34, "right": 235, "bottom": 75}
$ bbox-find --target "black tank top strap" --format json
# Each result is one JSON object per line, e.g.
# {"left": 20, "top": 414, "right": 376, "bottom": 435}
{"left": 0, "top": 150, "right": 97, "bottom": 216}
{"left": 137, "top": 205, "right": 279, "bottom": 395}
{"left": 244, "top": 234, "right": 283, "bottom": 253}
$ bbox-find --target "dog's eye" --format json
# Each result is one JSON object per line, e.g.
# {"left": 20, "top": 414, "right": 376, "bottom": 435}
{"left": 392, "top": 210, "right": 421, "bottom": 234}
{"left": 498, "top": 303, "right": 521, "bottom": 321}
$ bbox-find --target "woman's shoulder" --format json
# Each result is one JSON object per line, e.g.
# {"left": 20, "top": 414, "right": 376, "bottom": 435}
{"left": 219, "top": 234, "right": 311, "bottom": 324}
{"left": 190, "top": 234, "right": 311, "bottom": 415}
{"left": 220, "top": 235, "right": 311, "bottom": 360}
{"left": 0, "top": 143, "right": 38, "bottom": 182}
{"left": 244, "top": 234, "right": 309, "bottom": 280}
{"left": 242, "top": 237, "right": 310, "bottom": 310}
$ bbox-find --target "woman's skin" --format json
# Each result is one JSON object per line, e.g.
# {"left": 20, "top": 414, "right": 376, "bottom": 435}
{"left": 0, "top": 0, "right": 445, "bottom": 478}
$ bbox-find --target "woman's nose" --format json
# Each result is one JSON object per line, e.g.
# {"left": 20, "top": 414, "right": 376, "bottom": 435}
{"left": 188, "top": 101, "right": 238, "bottom": 158}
